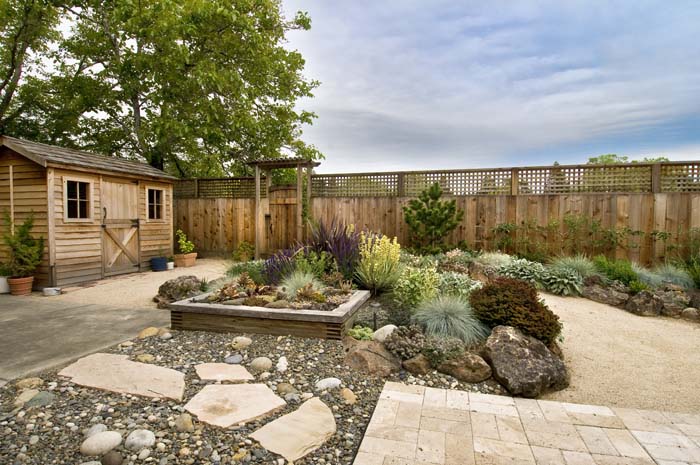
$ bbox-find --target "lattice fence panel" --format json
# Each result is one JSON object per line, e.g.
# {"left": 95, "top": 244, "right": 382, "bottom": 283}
{"left": 174, "top": 178, "right": 264, "bottom": 198}
{"left": 312, "top": 173, "right": 399, "bottom": 197}
{"left": 403, "top": 170, "right": 513, "bottom": 196}
{"left": 661, "top": 163, "right": 700, "bottom": 192}
{"left": 519, "top": 165, "right": 652, "bottom": 194}
{"left": 174, "top": 180, "right": 197, "bottom": 198}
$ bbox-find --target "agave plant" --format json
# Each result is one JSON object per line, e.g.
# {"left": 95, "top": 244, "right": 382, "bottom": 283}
{"left": 280, "top": 270, "right": 322, "bottom": 300}
{"left": 412, "top": 295, "right": 489, "bottom": 345}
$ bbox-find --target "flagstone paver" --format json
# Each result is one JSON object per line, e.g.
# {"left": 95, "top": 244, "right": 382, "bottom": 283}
{"left": 193, "top": 362, "right": 254, "bottom": 382}
{"left": 184, "top": 384, "right": 285, "bottom": 428}
{"left": 354, "top": 382, "right": 700, "bottom": 465}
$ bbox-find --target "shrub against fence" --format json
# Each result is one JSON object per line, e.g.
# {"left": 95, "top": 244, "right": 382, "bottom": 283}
{"left": 173, "top": 161, "right": 700, "bottom": 263}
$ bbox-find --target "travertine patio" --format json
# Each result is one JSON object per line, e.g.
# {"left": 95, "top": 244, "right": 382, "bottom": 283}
{"left": 354, "top": 382, "right": 700, "bottom": 465}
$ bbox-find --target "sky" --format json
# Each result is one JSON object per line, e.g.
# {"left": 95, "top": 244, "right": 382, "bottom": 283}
{"left": 282, "top": 1, "right": 700, "bottom": 173}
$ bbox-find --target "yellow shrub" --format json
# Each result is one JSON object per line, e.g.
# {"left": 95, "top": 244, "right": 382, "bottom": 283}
{"left": 355, "top": 233, "right": 402, "bottom": 294}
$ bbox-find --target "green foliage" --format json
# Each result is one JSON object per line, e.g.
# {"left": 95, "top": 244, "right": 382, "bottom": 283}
{"left": 2, "top": 213, "right": 44, "bottom": 278}
{"left": 683, "top": 255, "right": 700, "bottom": 288}
{"left": 652, "top": 263, "right": 694, "bottom": 289}
{"left": 474, "top": 252, "right": 514, "bottom": 269}
{"left": 422, "top": 336, "right": 466, "bottom": 367}
{"left": 199, "top": 278, "right": 210, "bottom": 292}
{"left": 227, "top": 260, "right": 266, "bottom": 284}
{"left": 403, "top": 183, "right": 464, "bottom": 253}
{"left": 497, "top": 258, "right": 547, "bottom": 286}
{"left": 355, "top": 233, "right": 402, "bottom": 295}
{"left": 347, "top": 325, "right": 373, "bottom": 341}
{"left": 631, "top": 263, "right": 663, "bottom": 288}
{"left": 400, "top": 250, "right": 439, "bottom": 268}
{"left": 437, "top": 248, "right": 476, "bottom": 274}
{"left": 232, "top": 241, "right": 255, "bottom": 262}
{"left": 548, "top": 255, "right": 599, "bottom": 281}
{"left": 469, "top": 277, "right": 562, "bottom": 345}
{"left": 438, "top": 272, "right": 482, "bottom": 299}
{"left": 628, "top": 280, "right": 648, "bottom": 294}
{"left": 295, "top": 250, "right": 336, "bottom": 279}
{"left": 4, "top": 1, "right": 321, "bottom": 176}
{"left": 0, "top": 262, "right": 10, "bottom": 276}
{"left": 541, "top": 267, "right": 583, "bottom": 296}
{"left": 280, "top": 270, "right": 322, "bottom": 300}
{"left": 391, "top": 266, "right": 439, "bottom": 310}
{"left": 412, "top": 295, "right": 490, "bottom": 345}
{"left": 592, "top": 255, "right": 638, "bottom": 286}
{"left": 587, "top": 154, "right": 630, "bottom": 164}
{"left": 384, "top": 325, "right": 426, "bottom": 361}
{"left": 176, "top": 229, "right": 195, "bottom": 254}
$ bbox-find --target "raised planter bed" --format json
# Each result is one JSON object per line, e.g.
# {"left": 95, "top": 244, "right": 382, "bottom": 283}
{"left": 169, "top": 290, "right": 371, "bottom": 340}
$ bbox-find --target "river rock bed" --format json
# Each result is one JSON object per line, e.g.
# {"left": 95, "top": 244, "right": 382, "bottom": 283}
{"left": 0, "top": 330, "right": 504, "bottom": 465}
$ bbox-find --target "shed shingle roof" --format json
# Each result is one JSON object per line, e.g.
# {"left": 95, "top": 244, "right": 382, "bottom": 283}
{"left": 0, "top": 136, "right": 176, "bottom": 181}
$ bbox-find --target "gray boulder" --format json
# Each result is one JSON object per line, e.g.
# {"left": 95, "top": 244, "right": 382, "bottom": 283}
{"left": 437, "top": 352, "right": 491, "bottom": 383}
{"left": 482, "top": 326, "right": 568, "bottom": 398}
{"left": 681, "top": 307, "right": 700, "bottom": 322}
{"left": 582, "top": 281, "right": 629, "bottom": 307}
{"left": 625, "top": 290, "right": 663, "bottom": 316}
{"left": 655, "top": 286, "right": 691, "bottom": 317}
{"left": 402, "top": 354, "right": 432, "bottom": 376}
{"left": 153, "top": 275, "right": 203, "bottom": 308}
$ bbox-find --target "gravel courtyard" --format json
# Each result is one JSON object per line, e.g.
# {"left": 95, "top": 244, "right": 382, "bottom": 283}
{"left": 541, "top": 293, "right": 700, "bottom": 412}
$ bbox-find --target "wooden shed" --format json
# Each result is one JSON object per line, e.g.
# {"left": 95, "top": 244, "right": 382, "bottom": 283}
{"left": 0, "top": 136, "right": 176, "bottom": 288}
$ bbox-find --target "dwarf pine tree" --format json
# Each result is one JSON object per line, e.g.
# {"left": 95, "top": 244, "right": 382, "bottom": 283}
{"left": 403, "top": 183, "right": 464, "bottom": 253}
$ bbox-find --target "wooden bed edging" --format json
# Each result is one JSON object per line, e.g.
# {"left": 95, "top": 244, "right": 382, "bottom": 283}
{"left": 169, "top": 290, "right": 370, "bottom": 340}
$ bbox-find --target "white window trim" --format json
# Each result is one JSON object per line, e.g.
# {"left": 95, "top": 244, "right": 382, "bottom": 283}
{"left": 63, "top": 176, "right": 94, "bottom": 223}
{"left": 145, "top": 185, "right": 166, "bottom": 222}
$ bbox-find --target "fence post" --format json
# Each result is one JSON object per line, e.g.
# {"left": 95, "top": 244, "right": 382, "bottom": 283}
{"left": 397, "top": 172, "right": 405, "bottom": 197}
{"left": 510, "top": 169, "right": 519, "bottom": 195}
{"left": 651, "top": 164, "right": 661, "bottom": 193}
{"left": 194, "top": 179, "right": 199, "bottom": 198}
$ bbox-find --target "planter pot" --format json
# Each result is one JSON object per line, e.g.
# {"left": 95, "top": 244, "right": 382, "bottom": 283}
{"left": 8, "top": 276, "right": 34, "bottom": 296}
{"left": 174, "top": 252, "right": 197, "bottom": 268}
{"left": 150, "top": 256, "right": 168, "bottom": 272}
{"left": 167, "top": 262, "right": 175, "bottom": 270}
{"left": 0, "top": 276, "right": 9, "bottom": 294}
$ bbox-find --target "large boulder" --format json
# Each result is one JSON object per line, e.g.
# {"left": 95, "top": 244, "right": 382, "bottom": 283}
{"left": 681, "top": 307, "right": 700, "bottom": 322}
{"left": 344, "top": 340, "right": 400, "bottom": 376}
{"left": 581, "top": 281, "right": 629, "bottom": 307}
{"left": 437, "top": 352, "right": 491, "bottom": 383}
{"left": 481, "top": 326, "right": 568, "bottom": 398}
{"left": 402, "top": 354, "right": 432, "bottom": 375}
{"left": 655, "top": 286, "right": 691, "bottom": 317}
{"left": 153, "top": 275, "right": 203, "bottom": 308}
{"left": 625, "top": 290, "right": 663, "bottom": 317}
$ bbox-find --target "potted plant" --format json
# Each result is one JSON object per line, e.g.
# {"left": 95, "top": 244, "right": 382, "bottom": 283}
{"left": 150, "top": 248, "right": 168, "bottom": 272}
{"left": 0, "top": 262, "right": 10, "bottom": 294}
{"left": 167, "top": 256, "right": 175, "bottom": 270}
{"left": 3, "top": 213, "right": 44, "bottom": 296}
{"left": 174, "top": 229, "right": 197, "bottom": 267}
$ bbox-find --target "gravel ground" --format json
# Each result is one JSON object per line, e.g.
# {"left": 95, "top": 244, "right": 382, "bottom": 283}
{"left": 0, "top": 323, "right": 504, "bottom": 465}
{"left": 540, "top": 293, "right": 700, "bottom": 412}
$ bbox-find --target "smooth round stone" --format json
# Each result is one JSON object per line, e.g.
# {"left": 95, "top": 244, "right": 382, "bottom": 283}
{"left": 224, "top": 354, "right": 243, "bottom": 364}
{"left": 315, "top": 377, "right": 342, "bottom": 391}
{"left": 101, "top": 451, "right": 123, "bottom": 465}
{"left": 174, "top": 413, "right": 194, "bottom": 433}
{"left": 276, "top": 382, "right": 297, "bottom": 396}
{"left": 138, "top": 448, "right": 152, "bottom": 460}
{"left": 250, "top": 357, "right": 272, "bottom": 372}
{"left": 231, "top": 336, "right": 252, "bottom": 350}
{"left": 80, "top": 431, "right": 122, "bottom": 456}
{"left": 125, "top": 429, "right": 156, "bottom": 451}
{"left": 85, "top": 424, "right": 108, "bottom": 438}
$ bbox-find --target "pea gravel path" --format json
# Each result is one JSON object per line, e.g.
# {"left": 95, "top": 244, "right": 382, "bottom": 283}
{"left": 540, "top": 293, "right": 700, "bottom": 412}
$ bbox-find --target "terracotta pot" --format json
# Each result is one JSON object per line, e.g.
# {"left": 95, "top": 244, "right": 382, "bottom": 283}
{"left": 8, "top": 276, "right": 34, "bottom": 296}
{"left": 174, "top": 252, "right": 197, "bottom": 268}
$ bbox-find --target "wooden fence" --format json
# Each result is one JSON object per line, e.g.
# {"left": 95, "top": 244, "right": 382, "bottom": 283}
{"left": 174, "top": 161, "right": 700, "bottom": 263}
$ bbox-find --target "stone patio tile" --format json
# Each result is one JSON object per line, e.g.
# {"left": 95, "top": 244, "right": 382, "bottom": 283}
{"left": 416, "top": 429, "right": 445, "bottom": 464}
{"left": 473, "top": 437, "right": 535, "bottom": 461}
{"left": 395, "top": 401, "right": 423, "bottom": 428}
{"left": 561, "top": 451, "right": 596, "bottom": 465}
{"left": 422, "top": 406, "right": 470, "bottom": 422}
{"left": 471, "top": 412, "right": 500, "bottom": 440}
{"left": 358, "top": 436, "right": 417, "bottom": 460}
{"left": 445, "top": 432, "right": 475, "bottom": 465}
{"left": 445, "top": 390, "right": 470, "bottom": 410}
{"left": 383, "top": 458, "right": 415, "bottom": 465}
{"left": 371, "top": 399, "right": 400, "bottom": 425}
{"left": 575, "top": 426, "right": 618, "bottom": 455}
{"left": 613, "top": 408, "right": 680, "bottom": 434}
{"left": 470, "top": 393, "right": 516, "bottom": 406}
{"left": 631, "top": 430, "right": 698, "bottom": 448}
{"left": 366, "top": 423, "right": 420, "bottom": 443}
{"left": 496, "top": 416, "right": 528, "bottom": 444}
{"left": 520, "top": 419, "right": 578, "bottom": 435}
{"left": 194, "top": 363, "right": 254, "bottom": 382}
{"left": 560, "top": 403, "right": 615, "bottom": 417}
{"left": 385, "top": 382, "right": 426, "bottom": 395}
{"left": 591, "top": 455, "right": 656, "bottom": 465}
{"left": 354, "top": 452, "right": 385, "bottom": 465}
{"left": 537, "top": 401, "right": 573, "bottom": 424}
{"left": 470, "top": 402, "right": 519, "bottom": 417}
{"left": 184, "top": 384, "right": 285, "bottom": 428}
{"left": 602, "top": 429, "right": 652, "bottom": 459}
{"left": 567, "top": 412, "right": 626, "bottom": 429}
{"left": 523, "top": 430, "right": 587, "bottom": 452}
{"left": 420, "top": 416, "right": 471, "bottom": 436}
{"left": 676, "top": 424, "right": 700, "bottom": 436}
{"left": 423, "top": 388, "right": 446, "bottom": 409}
{"left": 644, "top": 444, "right": 700, "bottom": 463}
{"left": 475, "top": 453, "right": 536, "bottom": 464}
{"left": 514, "top": 398, "right": 546, "bottom": 422}
{"left": 664, "top": 412, "right": 700, "bottom": 426}
{"left": 382, "top": 388, "right": 425, "bottom": 405}
{"left": 530, "top": 446, "right": 565, "bottom": 465}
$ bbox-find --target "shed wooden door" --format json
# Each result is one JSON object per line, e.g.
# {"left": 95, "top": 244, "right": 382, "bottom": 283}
{"left": 268, "top": 185, "right": 297, "bottom": 252}
{"left": 101, "top": 179, "right": 140, "bottom": 276}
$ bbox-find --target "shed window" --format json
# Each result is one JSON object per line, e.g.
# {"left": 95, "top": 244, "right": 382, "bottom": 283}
{"left": 66, "top": 180, "right": 90, "bottom": 219}
{"left": 148, "top": 188, "right": 164, "bottom": 220}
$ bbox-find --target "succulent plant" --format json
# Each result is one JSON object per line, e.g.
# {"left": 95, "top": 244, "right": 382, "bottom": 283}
{"left": 422, "top": 336, "right": 466, "bottom": 367}
{"left": 383, "top": 325, "right": 426, "bottom": 361}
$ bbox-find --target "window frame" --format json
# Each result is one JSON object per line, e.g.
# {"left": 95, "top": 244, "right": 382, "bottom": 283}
{"left": 146, "top": 186, "right": 166, "bottom": 222}
{"left": 63, "top": 176, "right": 94, "bottom": 223}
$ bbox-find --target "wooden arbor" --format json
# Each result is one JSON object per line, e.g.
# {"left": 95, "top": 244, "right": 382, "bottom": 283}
{"left": 248, "top": 158, "right": 320, "bottom": 259}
